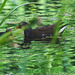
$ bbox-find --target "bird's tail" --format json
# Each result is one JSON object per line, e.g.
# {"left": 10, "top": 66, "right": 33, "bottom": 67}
{"left": 59, "top": 23, "right": 68, "bottom": 34}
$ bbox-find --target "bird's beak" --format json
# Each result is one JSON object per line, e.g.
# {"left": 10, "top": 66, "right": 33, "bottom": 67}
{"left": 15, "top": 26, "right": 19, "bottom": 29}
{"left": 15, "top": 26, "right": 20, "bottom": 30}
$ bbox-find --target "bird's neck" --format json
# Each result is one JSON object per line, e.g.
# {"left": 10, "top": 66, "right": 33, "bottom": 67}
{"left": 24, "top": 28, "right": 32, "bottom": 36}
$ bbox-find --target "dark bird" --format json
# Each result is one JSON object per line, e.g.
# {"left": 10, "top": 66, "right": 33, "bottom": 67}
{"left": 0, "top": 28, "right": 12, "bottom": 36}
{"left": 15, "top": 21, "right": 67, "bottom": 44}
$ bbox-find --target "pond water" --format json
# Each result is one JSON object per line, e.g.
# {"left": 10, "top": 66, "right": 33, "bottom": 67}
{"left": 0, "top": 0, "right": 75, "bottom": 75}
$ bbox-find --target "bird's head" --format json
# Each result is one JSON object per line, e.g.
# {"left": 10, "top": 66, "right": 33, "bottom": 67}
{"left": 16, "top": 21, "right": 28, "bottom": 29}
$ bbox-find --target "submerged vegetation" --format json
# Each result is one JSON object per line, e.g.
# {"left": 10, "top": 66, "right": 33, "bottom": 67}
{"left": 0, "top": 0, "right": 75, "bottom": 75}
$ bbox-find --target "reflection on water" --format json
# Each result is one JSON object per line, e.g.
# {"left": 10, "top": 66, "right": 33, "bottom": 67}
{"left": 0, "top": 0, "right": 75, "bottom": 74}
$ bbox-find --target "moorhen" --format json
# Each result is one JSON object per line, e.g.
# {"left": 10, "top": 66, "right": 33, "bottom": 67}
{"left": 16, "top": 21, "right": 67, "bottom": 44}
{"left": 0, "top": 28, "right": 12, "bottom": 36}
